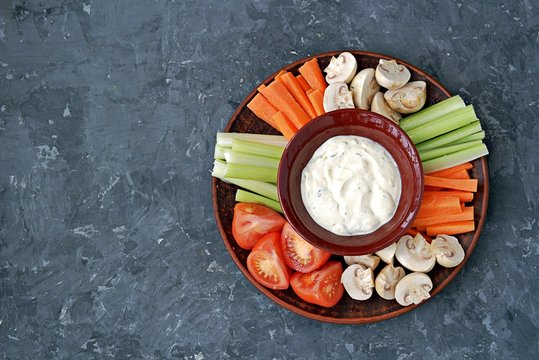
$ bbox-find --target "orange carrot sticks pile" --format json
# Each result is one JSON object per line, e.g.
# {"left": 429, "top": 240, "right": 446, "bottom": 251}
{"left": 246, "top": 59, "right": 327, "bottom": 140}
{"left": 408, "top": 162, "right": 477, "bottom": 239}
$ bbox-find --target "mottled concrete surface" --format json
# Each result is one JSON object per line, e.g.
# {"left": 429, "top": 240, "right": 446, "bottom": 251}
{"left": 0, "top": 0, "right": 538, "bottom": 359}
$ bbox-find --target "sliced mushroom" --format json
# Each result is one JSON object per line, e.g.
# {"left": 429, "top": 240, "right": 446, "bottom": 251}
{"left": 323, "top": 52, "right": 358, "bottom": 84}
{"left": 343, "top": 254, "right": 380, "bottom": 269}
{"left": 431, "top": 235, "right": 465, "bottom": 268}
{"left": 350, "top": 68, "right": 380, "bottom": 110}
{"left": 370, "top": 92, "right": 402, "bottom": 124}
{"left": 384, "top": 81, "right": 427, "bottom": 114}
{"left": 341, "top": 264, "right": 374, "bottom": 301}
{"left": 375, "top": 264, "right": 405, "bottom": 300}
{"left": 375, "top": 59, "right": 411, "bottom": 90}
{"left": 395, "top": 234, "right": 436, "bottom": 272}
{"left": 323, "top": 82, "right": 355, "bottom": 112}
{"left": 375, "top": 242, "right": 397, "bottom": 265}
{"left": 395, "top": 272, "right": 433, "bottom": 306}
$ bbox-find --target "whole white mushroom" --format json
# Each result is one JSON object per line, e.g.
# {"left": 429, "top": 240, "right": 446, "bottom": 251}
{"left": 350, "top": 68, "right": 380, "bottom": 110}
{"left": 374, "top": 242, "right": 397, "bottom": 265}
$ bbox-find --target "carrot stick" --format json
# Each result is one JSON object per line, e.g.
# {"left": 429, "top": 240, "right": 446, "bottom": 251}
{"left": 259, "top": 80, "right": 310, "bottom": 129}
{"left": 247, "top": 94, "right": 279, "bottom": 130}
{"left": 296, "top": 75, "right": 311, "bottom": 92}
{"left": 257, "top": 83, "right": 266, "bottom": 92}
{"left": 444, "top": 169, "right": 470, "bottom": 179}
{"left": 417, "top": 195, "right": 462, "bottom": 218}
{"left": 424, "top": 175, "right": 478, "bottom": 192}
{"left": 426, "top": 221, "right": 475, "bottom": 237}
{"left": 424, "top": 190, "right": 474, "bottom": 203}
{"left": 429, "top": 162, "right": 473, "bottom": 177}
{"left": 272, "top": 111, "right": 297, "bottom": 140}
{"left": 412, "top": 207, "right": 474, "bottom": 228}
{"left": 299, "top": 58, "right": 327, "bottom": 92}
{"left": 307, "top": 89, "right": 325, "bottom": 116}
{"left": 275, "top": 70, "right": 287, "bottom": 79}
{"left": 280, "top": 72, "right": 317, "bottom": 119}
{"left": 416, "top": 226, "right": 427, "bottom": 232}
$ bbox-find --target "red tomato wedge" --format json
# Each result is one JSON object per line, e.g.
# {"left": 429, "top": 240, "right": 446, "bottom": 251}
{"left": 281, "top": 223, "right": 331, "bottom": 273}
{"left": 232, "top": 203, "right": 286, "bottom": 250}
{"left": 247, "top": 232, "right": 290, "bottom": 290}
{"left": 290, "top": 261, "right": 344, "bottom": 307}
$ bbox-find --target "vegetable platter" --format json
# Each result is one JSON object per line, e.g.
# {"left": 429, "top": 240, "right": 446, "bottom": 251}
{"left": 212, "top": 50, "right": 489, "bottom": 324}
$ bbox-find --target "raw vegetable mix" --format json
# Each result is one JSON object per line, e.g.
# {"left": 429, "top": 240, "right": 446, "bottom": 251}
{"left": 212, "top": 52, "right": 489, "bottom": 308}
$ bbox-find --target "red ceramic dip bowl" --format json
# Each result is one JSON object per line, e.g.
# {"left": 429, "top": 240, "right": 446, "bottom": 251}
{"left": 277, "top": 109, "right": 424, "bottom": 256}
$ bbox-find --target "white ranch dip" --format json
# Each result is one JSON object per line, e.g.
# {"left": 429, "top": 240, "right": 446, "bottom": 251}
{"left": 301, "top": 135, "right": 402, "bottom": 236}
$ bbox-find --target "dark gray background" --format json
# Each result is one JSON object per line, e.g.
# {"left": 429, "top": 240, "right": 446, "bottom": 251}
{"left": 1, "top": 0, "right": 538, "bottom": 359}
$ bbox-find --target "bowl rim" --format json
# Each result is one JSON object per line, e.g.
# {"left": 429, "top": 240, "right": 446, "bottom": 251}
{"left": 277, "top": 108, "right": 424, "bottom": 256}
{"left": 212, "top": 49, "right": 490, "bottom": 324}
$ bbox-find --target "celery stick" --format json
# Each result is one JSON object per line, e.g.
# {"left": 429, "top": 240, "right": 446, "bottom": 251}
{"left": 407, "top": 105, "right": 477, "bottom": 144}
{"left": 448, "top": 131, "right": 485, "bottom": 145}
{"left": 225, "top": 162, "right": 277, "bottom": 183}
{"left": 400, "top": 95, "right": 466, "bottom": 131}
{"left": 232, "top": 139, "right": 284, "bottom": 159}
{"left": 416, "top": 121, "right": 482, "bottom": 152}
{"left": 212, "top": 160, "right": 279, "bottom": 201}
{"left": 224, "top": 150, "right": 280, "bottom": 169}
{"left": 422, "top": 143, "right": 489, "bottom": 174}
{"left": 214, "top": 145, "right": 228, "bottom": 160}
{"left": 216, "top": 132, "right": 288, "bottom": 148}
{"left": 223, "top": 178, "right": 279, "bottom": 201}
{"left": 235, "top": 189, "right": 283, "bottom": 213}
{"left": 211, "top": 159, "right": 227, "bottom": 178}
{"left": 420, "top": 140, "right": 483, "bottom": 161}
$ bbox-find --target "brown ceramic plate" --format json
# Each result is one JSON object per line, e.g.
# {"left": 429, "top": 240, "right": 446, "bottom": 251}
{"left": 212, "top": 50, "right": 489, "bottom": 324}
{"left": 278, "top": 109, "right": 424, "bottom": 256}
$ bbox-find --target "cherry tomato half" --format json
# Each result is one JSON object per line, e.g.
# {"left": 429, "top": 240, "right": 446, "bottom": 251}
{"left": 290, "top": 261, "right": 344, "bottom": 307}
{"left": 281, "top": 223, "right": 331, "bottom": 273}
{"left": 232, "top": 203, "right": 286, "bottom": 250}
{"left": 247, "top": 232, "right": 289, "bottom": 290}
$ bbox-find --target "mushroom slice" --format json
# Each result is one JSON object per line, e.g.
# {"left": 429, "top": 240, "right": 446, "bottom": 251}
{"left": 431, "top": 235, "right": 465, "bottom": 268}
{"left": 370, "top": 92, "right": 402, "bottom": 124}
{"left": 395, "top": 272, "right": 433, "bottom": 306}
{"left": 350, "top": 68, "right": 380, "bottom": 110}
{"left": 343, "top": 254, "right": 380, "bottom": 269}
{"left": 375, "top": 59, "right": 411, "bottom": 90}
{"left": 375, "top": 264, "right": 405, "bottom": 300}
{"left": 384, "top": 81, "right": 427, "bottom": 114}
{"left": 324, "top": 52, "right": 358, "bottom": 84}
{"left": 323, "top": 82, "right": 355, "bottom": 112}
{"left": 341, "top": 264, "right": 374, "bottom": 301}
{"left": 375, "top": 242, "right": 397, "bottom": 265}
{"left": 395, "top": 233, "right": 436, "bottom": 272}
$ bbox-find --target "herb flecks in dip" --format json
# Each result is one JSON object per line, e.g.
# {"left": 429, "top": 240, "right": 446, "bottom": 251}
{"left": 301, "top": 135, "right": 402, "bottom": 236}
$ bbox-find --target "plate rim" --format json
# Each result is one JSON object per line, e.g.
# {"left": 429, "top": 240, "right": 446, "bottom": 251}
{"left": 212, "top": 50, "right": 490, "bottom": 324}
